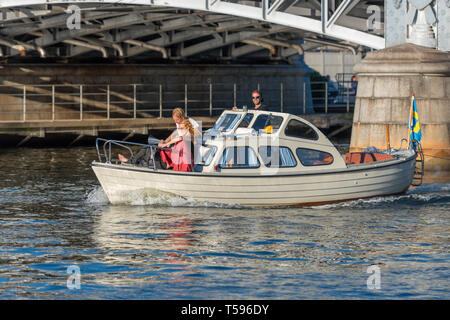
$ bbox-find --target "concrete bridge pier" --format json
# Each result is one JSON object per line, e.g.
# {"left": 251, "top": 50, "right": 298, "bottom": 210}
{"left": 351, "top": 43, "right": 450, "bottom": 178}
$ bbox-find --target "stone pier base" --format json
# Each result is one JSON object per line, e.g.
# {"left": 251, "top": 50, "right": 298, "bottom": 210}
{"left": 351, "top": 44, "right": 450, "bottom": 176}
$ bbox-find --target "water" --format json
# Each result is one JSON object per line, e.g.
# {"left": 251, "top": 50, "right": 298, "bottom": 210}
{"left": 0, "top": 147, "right": 449, "bottom": 299}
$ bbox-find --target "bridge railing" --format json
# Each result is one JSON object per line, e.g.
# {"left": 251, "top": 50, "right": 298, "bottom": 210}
{"left": 0, "top": 82, "right": 355, "bottom": 122}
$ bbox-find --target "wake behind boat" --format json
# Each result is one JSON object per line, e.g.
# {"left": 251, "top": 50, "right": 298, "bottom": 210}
{"left": 91, "top": 110, "right": 422, "bottom": 207}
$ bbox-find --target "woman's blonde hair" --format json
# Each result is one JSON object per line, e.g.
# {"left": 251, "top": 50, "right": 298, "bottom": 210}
{"left": 181, "top": 119, "right": 194, "bottom": 138}
{"left": 172, "top": 107, "right": 186, "bottom": 120}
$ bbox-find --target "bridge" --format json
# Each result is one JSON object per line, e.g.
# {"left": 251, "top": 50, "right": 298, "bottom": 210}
{"left": 0, "top": 0, "right": 386, "bottom": 61}
{"left": 0, "top": 1, "right": 448, "bottom": 148}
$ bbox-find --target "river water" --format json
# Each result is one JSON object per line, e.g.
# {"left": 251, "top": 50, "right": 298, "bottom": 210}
{"left": 0, "top": 147, "right": 448, "bottom": 300}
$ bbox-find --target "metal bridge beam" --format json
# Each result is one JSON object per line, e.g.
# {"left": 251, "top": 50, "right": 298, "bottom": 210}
{"left": 180, "top": 25, "right": 287, "bottom": 58}
{"left": 125, "top": 18, "right": 264, "bottom": 57}
{"left": 31, "top": 12, "right": 176, "bottom": 48}
{"left": 327, "top": 0, "right": 359, "bottom": 29}
{"left": 0, "top": 0, "right": 385, "bottom": 49}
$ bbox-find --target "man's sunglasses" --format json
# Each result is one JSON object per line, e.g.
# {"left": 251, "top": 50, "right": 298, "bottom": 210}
{"left": 252, "top": 96, "right": 260, "bottom": 99}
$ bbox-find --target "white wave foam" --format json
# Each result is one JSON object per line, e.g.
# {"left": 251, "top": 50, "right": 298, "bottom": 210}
{"left": 312, "top": 185, "right": 449, "bottom": 209}
{"left": 125, "top": 191, "right": 242, "bottom": 208}
{"left": 85, "top": 186, "right": 110, "bottom": 205}
{"left": 86, "top": 186, "right": 241, "bottom": 208}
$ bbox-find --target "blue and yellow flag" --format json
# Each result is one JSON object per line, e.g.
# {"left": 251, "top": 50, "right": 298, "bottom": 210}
{"left": 409, "top": 95, "right": 422, "bottom": 147}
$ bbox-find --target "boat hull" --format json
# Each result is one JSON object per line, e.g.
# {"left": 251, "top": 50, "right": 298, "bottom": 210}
{"left": 91, "top": 154, "right": 416, "bottom": 207}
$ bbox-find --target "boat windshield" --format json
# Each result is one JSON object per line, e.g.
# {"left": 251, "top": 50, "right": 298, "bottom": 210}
{"left": 212, "top": 113, "right": 242, "bottom": 132}
{"left": 252, "top": 114, "right": 283, "bottom": 131}
{"left": 237, "top": 113, "right": 254, "bottom": 128}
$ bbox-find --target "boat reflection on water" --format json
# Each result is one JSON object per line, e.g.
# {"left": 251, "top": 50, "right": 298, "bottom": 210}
{"left": 91, "top": 202, "right": 317, "bottom": 289}
{"left": 91, "top": 199, "right": 375, "bottom": 275}
{"left": 94, "top": 205, "right": 195, "bottom": 263}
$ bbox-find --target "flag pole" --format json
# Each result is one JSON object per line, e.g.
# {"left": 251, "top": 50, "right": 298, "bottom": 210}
{"left": 386, "top": 123, "right": 390, "bottom": 151}
{"left": 407, "top": 94, "right": 414, "bottom": 148}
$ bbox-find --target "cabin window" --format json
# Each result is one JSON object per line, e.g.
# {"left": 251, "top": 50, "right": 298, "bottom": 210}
{"left": 213, "top": 113, "right": 241, "bottom": 132}
{"left": 285, "top": 120, "right": 318, "bottom": 140}
{"left": 219, "top": 146, "right": 260, "bottom": 168}
{"left": 258, "top": 146, "right": 297, "bottom": 168}
{"left": 238, "top": 113, "right": 254, "bottom": 128}
{"left": 296, "top": 148, "right": 334, "bottom": 166}
{"left": 252, "top": 114, "right": 283, "bottom": 131}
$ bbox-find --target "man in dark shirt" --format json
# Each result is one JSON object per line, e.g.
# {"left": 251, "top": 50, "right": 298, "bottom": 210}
{"left": 233, "top": 90, "right": 268, "bottom": 111}
{"left": 250, "top": 90, "right": 268, "bottom": 111}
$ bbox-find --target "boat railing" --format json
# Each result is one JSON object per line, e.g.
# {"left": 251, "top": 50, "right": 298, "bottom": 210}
{"left": 95, "top": 137, "right": 182, "bottom": 171}
{"left": 96, "top": 138, "right": 146, "bottom": 163}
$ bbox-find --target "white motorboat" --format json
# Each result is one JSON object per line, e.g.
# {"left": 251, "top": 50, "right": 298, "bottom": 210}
{"left": 91, "top": 110, "right": 421, "bottom": 207}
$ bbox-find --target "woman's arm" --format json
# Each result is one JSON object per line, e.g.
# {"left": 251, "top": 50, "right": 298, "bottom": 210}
{"left": 159, "top": 129, "right": 179, "bottom": 147}
{"left": 160, "top": 136, "right": 182, "bottom": 148}
{"left": 165, "top": 129, "right": 178, "bottom": 143}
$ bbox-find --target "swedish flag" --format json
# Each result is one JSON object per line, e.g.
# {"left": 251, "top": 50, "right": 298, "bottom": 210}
{"left": 409, "top": 95, "right": 422, "bottom": 147}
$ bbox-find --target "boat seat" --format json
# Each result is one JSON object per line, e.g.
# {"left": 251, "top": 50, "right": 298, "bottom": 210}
{"left": 345, "top": 152, "right": 395, "bottom": 164}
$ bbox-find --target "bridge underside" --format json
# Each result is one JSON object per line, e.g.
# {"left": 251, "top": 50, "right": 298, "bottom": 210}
{"left": 0, "top": 0, "right": 384, "bottom": 64}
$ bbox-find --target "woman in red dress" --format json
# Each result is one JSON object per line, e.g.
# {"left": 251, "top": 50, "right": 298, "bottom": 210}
{"left": 159, "top": 119, "right": 194, "bottom": 172}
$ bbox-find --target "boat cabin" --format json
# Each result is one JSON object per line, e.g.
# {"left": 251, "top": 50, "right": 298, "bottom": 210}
{"left": 197, "top": 110, "right": 347, "bottom": 174}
